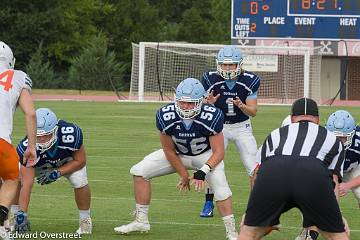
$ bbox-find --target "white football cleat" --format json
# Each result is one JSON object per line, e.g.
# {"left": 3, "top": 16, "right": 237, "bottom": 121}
{"left": 4, "top": 211, "right": 15, "bottom": 232}
{"left": 226, "top": 231, "right": 238, "bottom": 240}
{"left": 76, "top": 217, "right": 92, "bottom": 235}
{"left": 114, "top": 220, "right": 150, "bottom": 234}
{"left": 224, "top": 217, "right": 238, "bottom": 240}
{"left": 0, "top": 226, "right": 12, "bottom": 240}
{"left": 295, "top": 228, "right": 313, "bottom": 240}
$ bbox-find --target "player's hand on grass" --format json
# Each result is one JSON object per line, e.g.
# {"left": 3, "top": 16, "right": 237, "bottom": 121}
{"left": 15, "top": 211, "right": 30, "bottom": 233}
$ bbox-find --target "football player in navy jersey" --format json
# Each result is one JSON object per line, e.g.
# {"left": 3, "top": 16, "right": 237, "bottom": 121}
{"left": 326, "top": 110, "right": 360, "bottom": 206}
{"left": 114, "top": 78, "right": 238, "bottom": 240}
{"left": 295, "top": 110, "right": 356, "bottom": 240}
{"left": 199, "top": 45, "right": 260, "bottom": 217}
{"left": 13, "top": 108, "right": 92, "bottom": 235}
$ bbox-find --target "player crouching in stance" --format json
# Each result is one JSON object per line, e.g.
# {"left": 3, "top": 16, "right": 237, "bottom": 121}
{"left": 293, "top": 110, "right": 354, "bottom": 240}
{"left": 326, "top": 110, "right": 360, "bottom": 208}
{"left": 114, "top": 78, "right": 238, "bottom": 240}
{"left": 12, "top": 108, "right": 92, "bottom": 235}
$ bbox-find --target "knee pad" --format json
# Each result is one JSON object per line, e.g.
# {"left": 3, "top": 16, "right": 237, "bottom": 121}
{"left": 214, "top": 186, "right": 232, "bottom": 201}
{"left": 130, "top": 163, "right": 143, "bottom": 177}
{"left": 207, "top": 162, "right": 232, "bottom": 201}
{"left": 67, "top": 167, "right": 89, "bottom": 188}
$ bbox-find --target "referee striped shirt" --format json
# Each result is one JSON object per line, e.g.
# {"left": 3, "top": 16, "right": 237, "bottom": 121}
{"left": 259, "top": 121, "right": 345, "bottom": 178}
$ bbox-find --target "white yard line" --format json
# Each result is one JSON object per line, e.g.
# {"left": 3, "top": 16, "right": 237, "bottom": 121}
{"left": 28, "top": 217, "right": 360, "bottom": 232}
{"left": 31, "top": 194, "right": 360, "bottom": 210}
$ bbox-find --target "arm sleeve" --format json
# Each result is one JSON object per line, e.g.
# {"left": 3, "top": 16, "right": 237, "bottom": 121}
{"left": 211, "top": 110, "right": 224, "bottom": 134}
{"left": 73, "top": 125, "right": 83, "bottom": 150}
{"left": 16, "top": 139, "right": 27, "bottom": 166}
{"left": 156, "top": 109, "right": 165, "bottom": 132}
{"left": 249, "top": 75, "right": 260, "bottom": 95}
{"left": 246, "top": 91, "right": 257, "bottom": 100}
{"left": 201, "top": 72, "right": 211, "bottom": 91}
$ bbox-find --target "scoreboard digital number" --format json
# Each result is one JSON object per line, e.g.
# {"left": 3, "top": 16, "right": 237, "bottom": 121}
{"left": 232, "top": 0, "right": 360, "bottom": 40}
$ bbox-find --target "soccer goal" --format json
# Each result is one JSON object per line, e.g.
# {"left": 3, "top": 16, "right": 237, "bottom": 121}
{"left": 130, "top": 42, "right": 321, "bottom": 104}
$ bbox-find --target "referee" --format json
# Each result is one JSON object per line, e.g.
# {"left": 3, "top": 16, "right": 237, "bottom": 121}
{"left": 238, "top": 98, "right": 349, "bottom": 240}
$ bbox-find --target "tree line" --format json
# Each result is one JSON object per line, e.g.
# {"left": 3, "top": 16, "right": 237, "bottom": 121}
{"left": 0, "top": 0, "right": 230, "bottom": 91}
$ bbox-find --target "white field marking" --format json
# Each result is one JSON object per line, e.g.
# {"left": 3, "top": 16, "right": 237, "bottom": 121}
{"left": 31, "top": 194, "right": 247, "bottom": 205}
{"left": 88, "top": 155, "right": 141, "bottom": 159}
{"left": 85, "top": 115, "right": 153, "bottom": 120}
{"left": 88, "top": 179, "right": 122, "bottom": 182}
{"left": 30, "top": 193, "right": 360, "bottom": 210}
{"left": 88, "top": 147, "right": 148, "bottom": 150}
{"left": 25, "top": 217, "right": 360, "bottom": 232}
{"left": 87, "top": 166, "right": 250, "bottom": 175}
{"left": 88, "top": 166, "right": 134, "bottom": 170}
{"left": 86, "top": 178, "right": 251, "bottom": 188}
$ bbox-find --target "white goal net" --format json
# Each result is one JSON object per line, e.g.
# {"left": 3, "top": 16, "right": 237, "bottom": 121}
{"left": 130, "top": 42, "right": 321, "bottom": 104}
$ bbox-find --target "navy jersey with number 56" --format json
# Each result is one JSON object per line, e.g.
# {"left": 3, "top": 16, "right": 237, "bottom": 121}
{"left": 156, "top": 103, "right": 224, "bottom": 156}
{"left": 201, "top": 70, "right": 260, "bottom": 124}
{"left": 17, "top": 120, "right": 83, "bottom": 169}
{"left": 344, "top": 126, "right": 360, "bottom": 172}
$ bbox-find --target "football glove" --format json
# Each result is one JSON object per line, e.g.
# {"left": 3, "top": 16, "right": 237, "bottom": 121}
{"left": 193, "top": 164, "right": 211, "bottom": 181}
{"left": 193, "top": 170, "right": 206, "bottom": 181}
{"left": 37, "top": 169, "right": 61, "bottom": 185}
{"left": 15, "top": 211, "right": 30, "bottom": 233}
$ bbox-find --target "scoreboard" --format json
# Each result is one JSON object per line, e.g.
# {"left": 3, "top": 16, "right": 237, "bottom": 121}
{"left": 232, "top": 0, "right": 360, "bottom": 41}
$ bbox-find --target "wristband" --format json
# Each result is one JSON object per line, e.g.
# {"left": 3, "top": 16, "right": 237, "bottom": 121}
{"left": 200, "top": 164, "right": 211, "bottom": 174}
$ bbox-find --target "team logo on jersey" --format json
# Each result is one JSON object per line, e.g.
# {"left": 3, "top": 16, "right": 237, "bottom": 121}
{"left": 245, "top": 123, "right": 250, "bottom": 128}
{"left": 47, "top": 158, "right": 62, "bottom": 164}
{"left": 176, "top": 125, "right": 181, "bottom": 130}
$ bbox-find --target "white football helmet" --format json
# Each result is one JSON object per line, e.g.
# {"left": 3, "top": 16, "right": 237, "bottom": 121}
{"left": 216, "top": 45, "right": 243, "bottom": 80}
{"left": 0, "top": 41, "right": 15, "bottom": 69}
{"left": 326, "top": 110, "right": 356, "bottom": 149}
{"left": 175, "top": 78, "right": 205, "bottom": 119}
{"left": 36, "top": 108, "right": 59, "bottom": 151}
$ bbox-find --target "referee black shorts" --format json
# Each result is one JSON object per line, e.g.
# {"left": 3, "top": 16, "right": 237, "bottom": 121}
{"left": 244, "top": 156, "right": 345, "bottom": 233}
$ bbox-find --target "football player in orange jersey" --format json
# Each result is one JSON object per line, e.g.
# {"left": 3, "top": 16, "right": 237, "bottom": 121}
{"left": 0, "top": 41, "right": 37, "bottom": 240}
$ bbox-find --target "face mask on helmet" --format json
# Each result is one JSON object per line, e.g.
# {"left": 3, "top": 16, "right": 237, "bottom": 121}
{"left": 216, "top": 45, "right": 243, "bottom": 80}
{"left": 0, "top": 41, "right": 15, "bottom": 69}
{"left": 175, "top": 78, "right": 205, "bottom": 119}
{"left": 36, "top": 108, "right": 59, "bottom": 151}
{"left": 326, "top": 110, "right": 356, "bottom": 149}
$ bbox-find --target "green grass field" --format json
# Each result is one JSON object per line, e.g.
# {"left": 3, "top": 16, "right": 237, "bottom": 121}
{"left": 11, "top": 101, "right": 360, "bottom": 240}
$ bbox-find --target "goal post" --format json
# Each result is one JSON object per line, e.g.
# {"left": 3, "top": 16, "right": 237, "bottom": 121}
{"left": 130, "top": 42, "right": 321, "bottom": 103}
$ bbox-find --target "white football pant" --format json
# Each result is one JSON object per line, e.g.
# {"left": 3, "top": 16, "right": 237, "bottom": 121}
{"left": 130, "top": 149, "right": 232, "bottom": 201}
{"left": 223, "top": 119, "right": 258, "bottom": 176}
{"left": 343, "top": 164, "right": 360, "bottom": 204}
{"left": 35, "top": 157, "right": 89, "bottom": 189}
